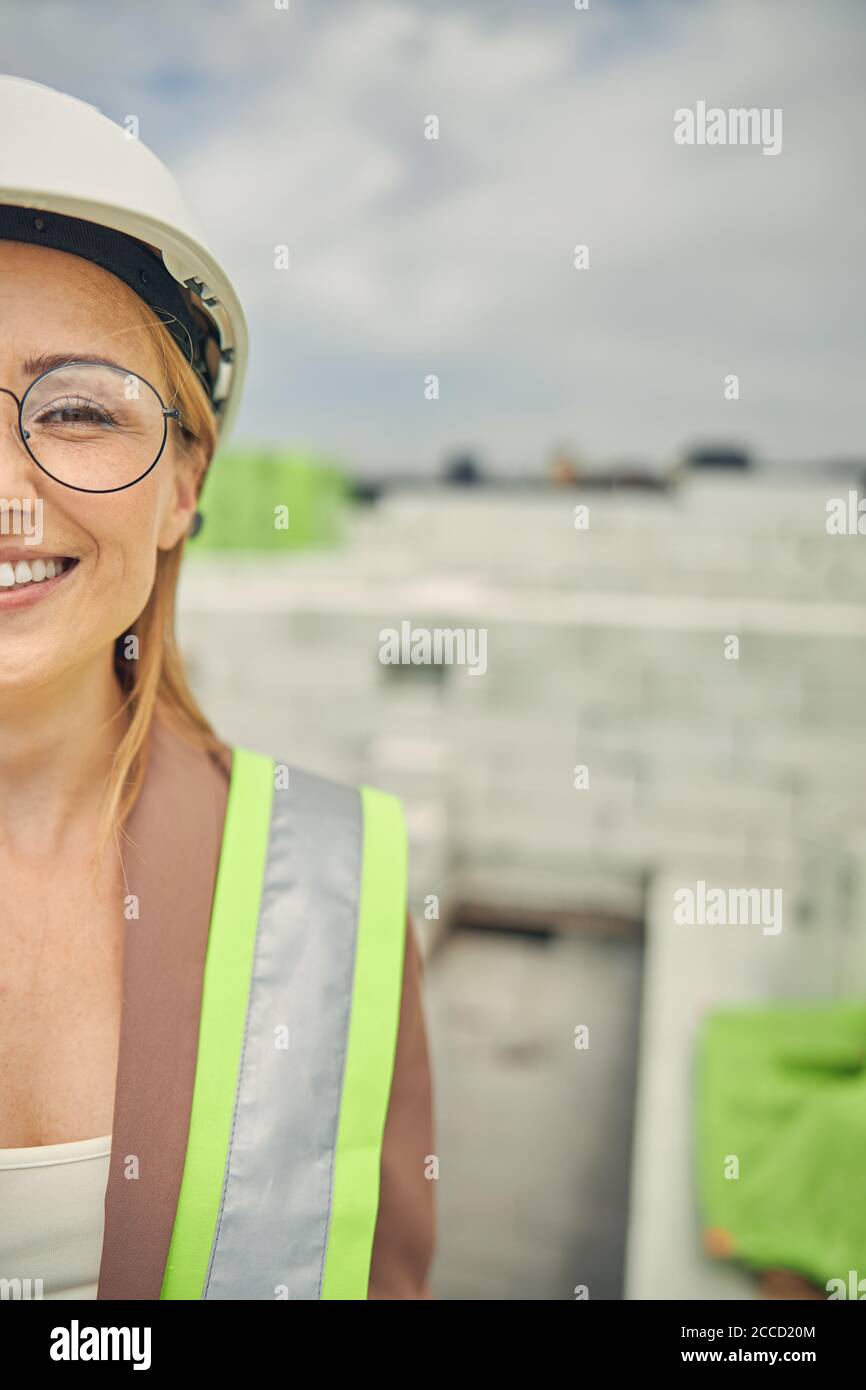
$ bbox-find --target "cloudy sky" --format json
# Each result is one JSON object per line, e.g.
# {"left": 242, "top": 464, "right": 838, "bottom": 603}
{"left": 4, "top": 0, "right": 866, "bottom": 474}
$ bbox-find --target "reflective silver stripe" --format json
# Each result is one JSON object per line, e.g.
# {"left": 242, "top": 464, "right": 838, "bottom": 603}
{"left": 203, "top": 767, "right": 363, "bottom": 1300}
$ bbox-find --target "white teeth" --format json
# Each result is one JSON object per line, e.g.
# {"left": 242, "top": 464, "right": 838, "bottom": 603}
{"left": 0, "top": 558, "right": 68, "bottom": 588}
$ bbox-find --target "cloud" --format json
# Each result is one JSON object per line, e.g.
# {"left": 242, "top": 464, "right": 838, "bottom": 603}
{"left": 3, "top": 0, "right": 866, "bottom": 470}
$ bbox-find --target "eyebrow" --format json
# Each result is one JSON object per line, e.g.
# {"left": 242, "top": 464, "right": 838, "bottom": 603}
{"left": 19, "top": 351, "right": 194, "bottom": 435}
{"left": 22, "top": 352, "right": 129, "bottom": 378}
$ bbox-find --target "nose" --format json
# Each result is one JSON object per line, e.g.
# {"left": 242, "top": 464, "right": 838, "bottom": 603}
{"left": 0, "top": 386, "right": 38, "bottom": 492}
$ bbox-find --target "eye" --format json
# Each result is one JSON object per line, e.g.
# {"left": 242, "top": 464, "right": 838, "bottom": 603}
{"left": 35, "top": 394, "right": 120, "bottom": 428}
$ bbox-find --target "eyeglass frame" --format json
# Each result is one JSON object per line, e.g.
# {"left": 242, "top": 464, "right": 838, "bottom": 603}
{"left": 0, "top": 358, "right": 183, "bottom": 495}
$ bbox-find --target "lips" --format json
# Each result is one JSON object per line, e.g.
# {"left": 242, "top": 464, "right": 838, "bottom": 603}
{"left": 0, "top": 554, "right": 80, "bottom": 610}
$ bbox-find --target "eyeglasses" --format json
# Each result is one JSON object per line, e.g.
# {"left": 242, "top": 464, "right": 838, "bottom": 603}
{"left": 0, "top": 359, "right": 182, "bottom": 494}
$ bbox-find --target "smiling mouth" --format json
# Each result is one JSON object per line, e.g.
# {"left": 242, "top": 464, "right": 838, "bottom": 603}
{"left": 0, "top": 556, "right": 79, "bottom": 589}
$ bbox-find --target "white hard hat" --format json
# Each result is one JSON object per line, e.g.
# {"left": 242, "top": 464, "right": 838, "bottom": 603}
{"left": 0, "top": 74, "right": 247, "bottom": 443}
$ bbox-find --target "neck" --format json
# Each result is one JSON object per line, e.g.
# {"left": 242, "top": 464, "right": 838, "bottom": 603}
{"left": 0, "top": 650, "right": 128, "bottom": 856}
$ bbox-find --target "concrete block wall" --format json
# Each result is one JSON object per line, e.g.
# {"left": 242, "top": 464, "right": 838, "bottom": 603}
{"left": 178, "top": 475, "right": 866, "bottom": 944}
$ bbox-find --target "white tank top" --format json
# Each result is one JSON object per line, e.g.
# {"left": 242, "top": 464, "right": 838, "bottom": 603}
{"left": 0, "top": 1134, "right": 110, "bottom": 1300}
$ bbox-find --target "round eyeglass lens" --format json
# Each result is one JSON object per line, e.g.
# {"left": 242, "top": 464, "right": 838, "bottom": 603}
{"left": 21, "top": 363, "right": 168, "bottom": 492}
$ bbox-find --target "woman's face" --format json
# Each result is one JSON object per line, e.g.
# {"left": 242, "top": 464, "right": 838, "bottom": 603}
{"left": 0, "top": 240, "right": 199, "bottom": 696}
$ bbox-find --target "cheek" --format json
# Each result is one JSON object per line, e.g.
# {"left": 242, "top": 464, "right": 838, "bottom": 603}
{"left": 75, "top": 485, "right": 163, "bottom": 635}
{"left": 0, "top": 482, "right": 167, "bottom": 696}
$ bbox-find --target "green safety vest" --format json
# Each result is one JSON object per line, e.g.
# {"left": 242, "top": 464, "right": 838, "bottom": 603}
{"left": 157, "top": 748, "right": 408, "bottom": 1300}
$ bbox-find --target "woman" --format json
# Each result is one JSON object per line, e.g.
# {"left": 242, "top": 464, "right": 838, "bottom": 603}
{"left": 0, "top": 75, "right": 435, "bottom": 1301}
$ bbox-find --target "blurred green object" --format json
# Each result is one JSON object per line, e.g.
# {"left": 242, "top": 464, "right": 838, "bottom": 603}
{"left": 696, "top": 1002, "right": 866, "bottom": 1293}
{"left": 192, "top": 448, "right": 349, "bottom": 551}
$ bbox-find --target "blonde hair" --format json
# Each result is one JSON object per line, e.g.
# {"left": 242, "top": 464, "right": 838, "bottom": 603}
{"left": 92, "top": 274, "right": 225, "bottom": 849}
